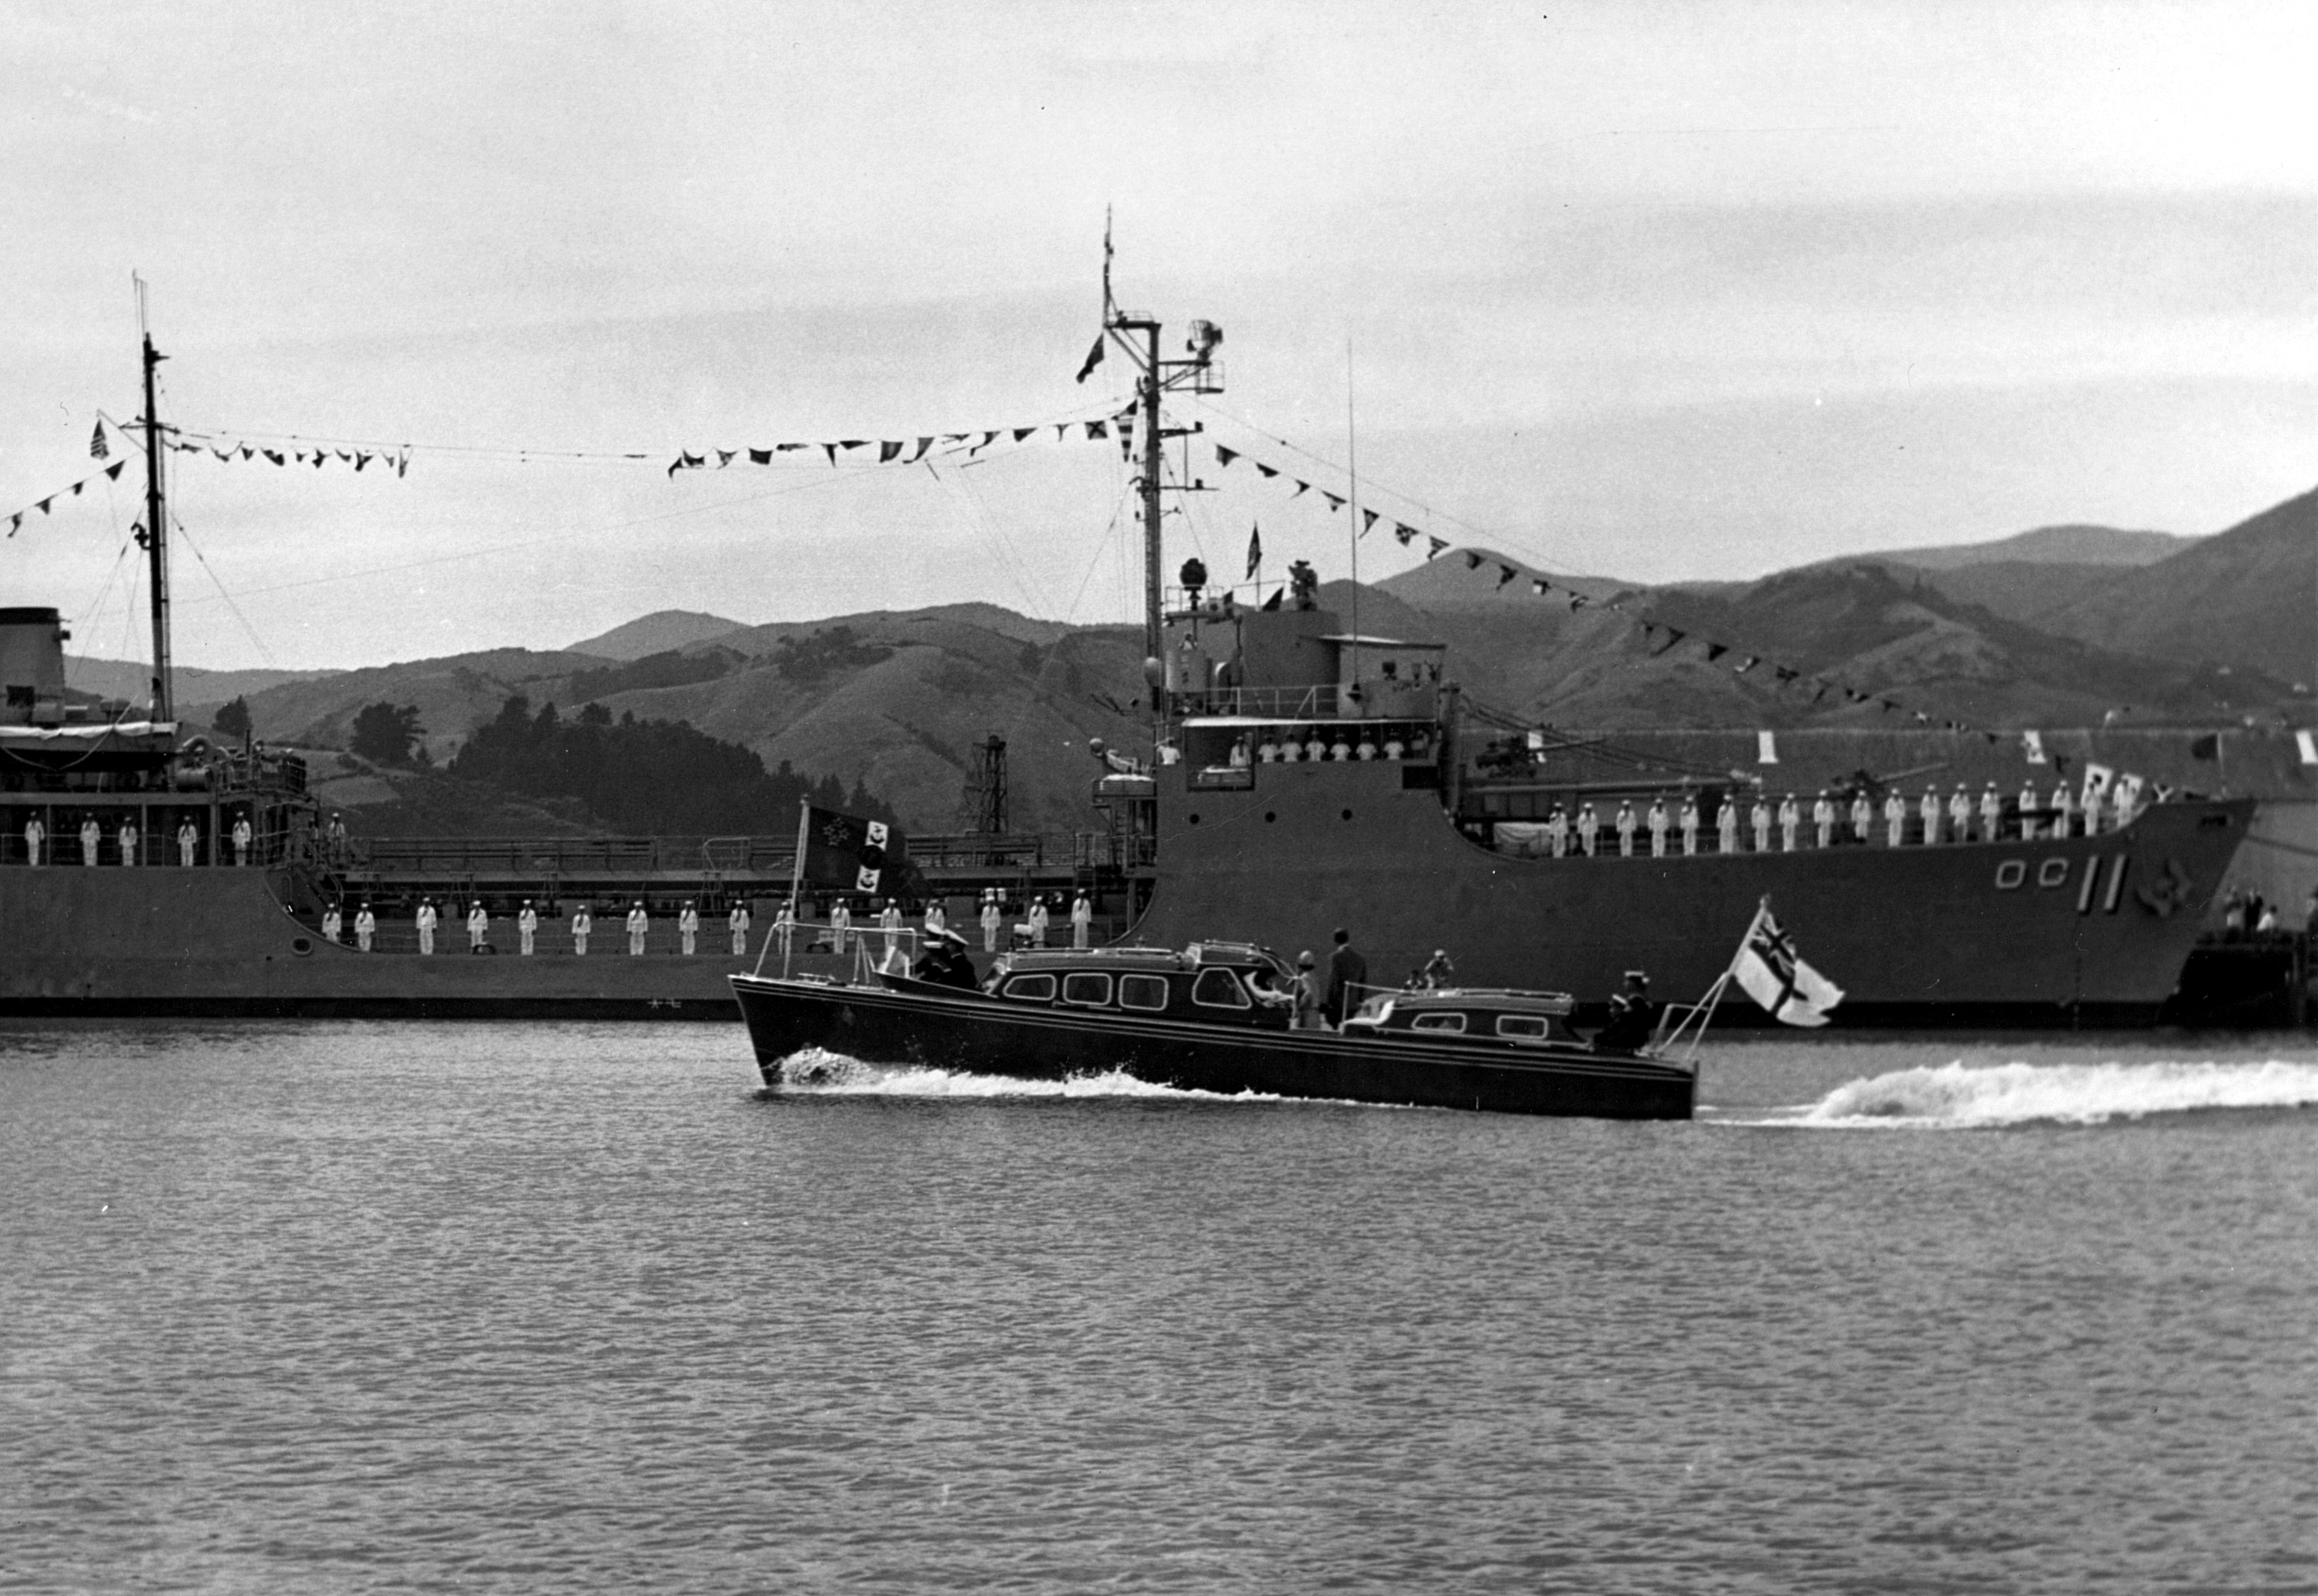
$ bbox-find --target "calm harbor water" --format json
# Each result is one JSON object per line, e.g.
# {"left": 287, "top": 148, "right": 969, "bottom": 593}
{"left": 4, "top": 1021, "right": 2316, "bottom": 1594}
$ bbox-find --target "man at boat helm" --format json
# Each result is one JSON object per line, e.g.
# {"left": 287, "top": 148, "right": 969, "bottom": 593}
{"left": 1327, "top": 928, "right": 1368, "bottom": 1028}
{"left": 1592, "top": 972, "right": 1657, "bottom": 1055}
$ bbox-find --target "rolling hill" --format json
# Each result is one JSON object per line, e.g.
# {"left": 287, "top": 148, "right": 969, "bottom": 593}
{"left": 566, "top": 609, "right": 747, "bottom": 660}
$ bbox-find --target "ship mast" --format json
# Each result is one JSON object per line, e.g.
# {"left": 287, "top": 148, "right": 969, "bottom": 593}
{"left": 135, "top": 277, "right": 173, "bottom": 724}
{"left": 1097, "top": 226, "right": 1221, "bottom": 734}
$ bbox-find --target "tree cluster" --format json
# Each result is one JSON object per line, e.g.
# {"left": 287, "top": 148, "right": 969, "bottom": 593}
{"left": 448, "top": 695, "right": 889, "bottom": 835}
{"left": 564, "top": 647, "right": 737, "bottom": 703}
{"left": 350, "top": 702, "right": 428, "bottom": 765}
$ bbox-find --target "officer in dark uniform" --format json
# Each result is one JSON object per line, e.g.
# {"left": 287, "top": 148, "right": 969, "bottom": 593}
{"left": 1591, "top": 970, "right": 1658, "bottom": 1054}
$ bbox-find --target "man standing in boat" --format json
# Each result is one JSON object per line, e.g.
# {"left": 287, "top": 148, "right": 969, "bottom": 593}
{"left": 1591, "top": 972, "right": 1657, "bottom": 1054}
{"left": 518, "top": 899, "right": 539, "bottom": 956}
{"left": 571, "top": 902, "right": 592, "bottom": 956}
{"left": 1292, "top": 951, "right": 1325, "bottom": 1029}
{"left": 1327, "top": 928, "right": 1368, "bottom": 1028}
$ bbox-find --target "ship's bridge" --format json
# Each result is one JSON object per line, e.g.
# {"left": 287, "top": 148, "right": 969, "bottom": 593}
{"left": 1161, "top": 600, "right": 1447, "bottom": 785}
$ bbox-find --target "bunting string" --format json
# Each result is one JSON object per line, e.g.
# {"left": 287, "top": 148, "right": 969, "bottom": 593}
{"left": 5, "top": 460, "right": 127, "bottom": 538}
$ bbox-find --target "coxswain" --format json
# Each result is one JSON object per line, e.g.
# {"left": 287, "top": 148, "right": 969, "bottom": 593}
{"left": 1679, "top": 795, "right": 1700, "bottom": 856}
{"left": 355, "top": 902, "right": 376, "bottom": 952}
{"left": 1577, "top": 801, "right": 1600, "bottom": 856}
{"left": 1813, "top": 790, "right": 1836, "bottom": 850}
{"left": 626, "top": 900, "right": 649, "bottom": 956}
{"left": 1750, "top": 794, "right": 1772, "bottom": 853}
{"left": 1027, "top": 896, "right": 1051, "bottom": 947}
{"left": 1647, "top": 797, "right": 1669, "bottom": 858}
{"left": 231, "top": 811, "right": 253, "bottom": 866}
{"left": 979, "top": 890, "right": 1002, "bottom": 952}
{"left": 416, "top": 898, "right": 438, "bottom": 955}
{"left": 518, "top": 899, "right": 539, "bottom": 956}
{"left": 117, "top": 815, "right": 139, "bottom": 867}
{"left": 1591, "top": 971, "right": 1657, "bottom": 1055}
{"left": 829, "top": 895, "right": 852, "bottom": 953}
{"left": 322, "top": 902, "right": 342, "bottom": 944}
{"left": 571, "top": 902, "right": 592, "bottom": 956}
{"left": 1421, "top": 948, "right": 1456, "bottom": 989}
{"left": 23, "top": 812, "right": 44, "bottom": 867}
{"left": 1615, "top": 800, "right": 1636, "bottom": 858}
{"left": 679, "top": 900, "right": 700, "bottom": 956}
{"left": 1071, "top": 891, "right": 1093, "bottom": 949}
{"left": 1883, "top": 788, "right": 1907, "bottom": 847}
{"left": 467, "top": 900, "right": 489, "bottom": 952}
{"left": 1778, "top": 793, "right": 1800, "bottom": 853}
{"left": 741, "top": 900, "right": 764, "bottom": 957}
{"left": 177, "top": 817, "right": 198, "bottom": 867}
{"left": 879, "top": 898, "right": 903, "bottom": 960}
{"left": 80, "top": 814, "right": 101, "bottom": 866}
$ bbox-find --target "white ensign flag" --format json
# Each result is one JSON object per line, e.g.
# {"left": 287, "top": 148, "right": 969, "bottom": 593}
{"left": 1732, "top": 905, "right": 1845, "bottom": 1027}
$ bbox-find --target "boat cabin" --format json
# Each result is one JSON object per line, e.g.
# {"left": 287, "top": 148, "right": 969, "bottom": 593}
{"left": 1341, "top": 987, "right": 1582, "bottom": 1046}
{"left": 978, "top": 941, "right": 1298, "bottom": 1029}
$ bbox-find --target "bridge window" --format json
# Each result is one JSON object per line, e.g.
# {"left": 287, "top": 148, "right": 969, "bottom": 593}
{"left": 1410, "top": 1011, "right": 1467, "bottom": 1034}
{"left": 1119, "top": 974, "right": 1170, "bottom": 1011}
{"left": 1002, "top": 974, "right": 1055, "bottom": 1002}
{"left": 1192, "top": 968, "right": 1251, "bottom": 1009}
{"left": 1496, "top": 1014, "right": 1548, "bottom": 1039}
{"left": 1061, "top": 973, "right": 1113, "bottom": 1007}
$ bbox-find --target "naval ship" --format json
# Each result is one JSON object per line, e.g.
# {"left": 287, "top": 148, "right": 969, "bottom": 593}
{"left": 0, "top": 311, "right": 2262, "bottom": 1023}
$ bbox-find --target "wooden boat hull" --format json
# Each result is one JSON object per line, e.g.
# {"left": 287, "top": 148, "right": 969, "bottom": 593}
{"left": 729, "top": 972, "right": 1696, "bottom": 1120}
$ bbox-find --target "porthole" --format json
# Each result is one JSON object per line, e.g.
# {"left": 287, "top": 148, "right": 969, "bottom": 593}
{"left": 291, "top": 937, "right": 315, "bottom": 956}
{"left": 1188, "top": 813, "right": 1201, "bottom": 825}
{"left": 2037, "top": 858, "right": 2070, "bottom": 888}
{"left": 1993, "top": 861, "right": 2026, "bottom": 890}
{"left": 1264, "top": 811, "right": 1277, "bottom": 823}
{"left": 1340, "top": 808, "right": 1354, "bottom": 821}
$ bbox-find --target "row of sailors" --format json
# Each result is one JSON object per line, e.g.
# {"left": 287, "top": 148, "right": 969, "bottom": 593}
{"left": 16, "top": 813, "right": 257, "bottom": 867}
{"left": 1505, "top": 781, "right": 2144, "bottom": 858}
{"left": 1232, "top": 731, "right": 1431, "bottom": 765}
{"left": 319, "top": 899, "right": 752, "bottom": 955}
{"left": 313, "top": 891, "right": 1104, "bottom": 957}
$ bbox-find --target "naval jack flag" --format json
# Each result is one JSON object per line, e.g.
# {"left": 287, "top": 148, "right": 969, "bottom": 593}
{"left": 1730, "top": 902, "right": 1844, "bottom": 1027}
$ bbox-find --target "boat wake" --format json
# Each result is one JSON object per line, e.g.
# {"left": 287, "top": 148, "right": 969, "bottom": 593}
{"left": 1748, "top": 1059, "right": 2318, "bottom": 1129}
{"left": 767, "top": 1048, "right": 1289, "bottom": 1103}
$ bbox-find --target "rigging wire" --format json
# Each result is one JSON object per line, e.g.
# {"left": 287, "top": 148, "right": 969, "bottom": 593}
{"left": 170, "top": 512, "right": 278, "bottom": 668}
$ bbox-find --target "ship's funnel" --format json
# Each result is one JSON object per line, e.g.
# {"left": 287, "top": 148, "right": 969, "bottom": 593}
{"left": 0, "top": 607, "right": 66, "bottom": 726}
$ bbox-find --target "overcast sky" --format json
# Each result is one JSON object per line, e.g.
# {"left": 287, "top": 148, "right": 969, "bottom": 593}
{"left": 5, "top": 0, "right": 2314, "bottom": 672}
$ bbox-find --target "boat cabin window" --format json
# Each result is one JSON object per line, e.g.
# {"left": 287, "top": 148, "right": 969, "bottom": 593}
{"left": 1003, "top": 974, "right": 1056, "bottom": 1002}
{"left": 1061, "top": 972, "right": 1113, "bottom": 1007}
{"left": 1496, "top": 1014, "right": 1549, "bottom": 1040}
{"left": 1192, "top": 968, "right": 1251, "bottom": 1010}
{"left": 1410, "top": 1011, "right": 1467, "bottom": 1034}
{"left": 1119, "top": 973, "right": 1170, "bottom": 1012}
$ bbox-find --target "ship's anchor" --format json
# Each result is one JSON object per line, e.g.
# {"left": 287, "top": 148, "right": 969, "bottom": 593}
{"left": 2135, "top": 857, "right": 2193, "bottom": 917}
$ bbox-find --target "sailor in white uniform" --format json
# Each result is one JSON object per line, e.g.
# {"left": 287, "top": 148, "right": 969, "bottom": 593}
{"left": 738, "top": 900, "right": 760, "bottom": 957}
{"left": 979, "top": 890, "right": 1002, "bottom": 952}
{"left": 416, "top": 898, "right": 438, "bottom": 955}
{"left": 1546, "top": 805, "right": 1569, "bottom": 859}
{"left": 2018, "top": 780, "right": 2042, "bottom": 840}
{"left": 879, "top": 899, "right": 903, "bottom": 959}
{"left": 1614, "top": 802, "right": 1636, "bottom": 858}
{"left": 1647, "top": 797, "right": 1669, "bottom": 859}
{"left": 1751, "top": 796, "right": 1772, "bottom": 853}
{"left": 117, "top": 817, "right": 139, "bottom": 867}
{"left": 2050, "top": 781, "right": 2075, "bottom": 838}
{"left": 1071, "top": 891, "right": 1093, "bottom": 949}
{"left": 518, "top": 899, "right": 539, "bottom": 955}
{"left": 23, "top": 814, "right": 44, "bottom": 867}
{"left": 679, "top": 901, "right": 701, "bottom": 955}
{"left": 1883, "top": 790, "right": 1906, "bottom": 847}
{"left": 80, "top": 815, "right": 101, "bottom": 866}
{"left": 1026, "top": 896, "right": 1051, "bottom": 947}
{"left": 829, "top": 897, "right": 852, "bottom": 953}
{"left": 1850, "top": 792, "right": 1872, "bottom": 846}
{"left": 571, "top": 903, "right": 592, "bottom": 956}
{"left": 1717, "top": 798, "right": 1739, "bottom": 855}
{"left": 322, "top": 902, "right": 342, "bottom": 944}
{"left": 1577, "top": 802, "right": 1599, "bottom": 856}
{"left": 923, "top": 899, "right": 947, "bottom": 940}
{"left": 467, "top": 900, "right": 489, "bottom": 952}
{"left": 231, "top": 812, "right": 253, "bottom": 866}
{"left": 1678, "top": 796, "right": 1700, "bottom": 856}
{"left": 1947, "top": 785, "right": 1971, "bottom": 843}
{"left": 177, "top": 818, "right": 198, "bottom": 867}
{"left": 1979, "top": 784, "right": 2004, "bottom": 843}
{"left": 1920, "top": 787, "right": 1943, "bottom": 846}
{"left": 626, "top": 900, "right": 649, "bottom": 956}
{"left": 355, "top": 902, "right": 376, "bottom": 952}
